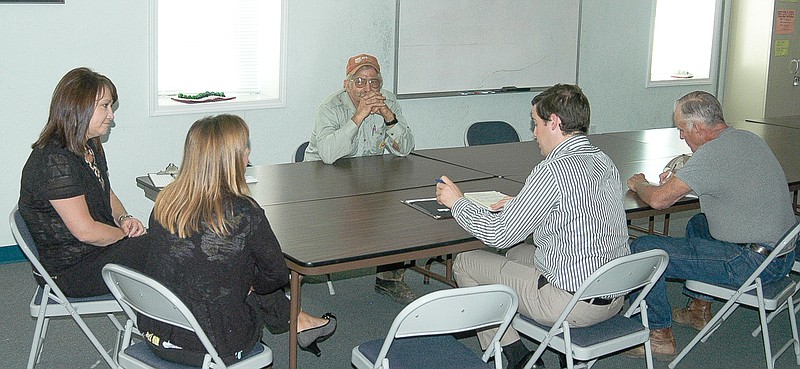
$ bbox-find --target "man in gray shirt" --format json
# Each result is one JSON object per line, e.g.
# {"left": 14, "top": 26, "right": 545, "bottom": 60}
{"left": 304, "top": 54, "right": 416, "bottom": 304}
{"left": 626, "top": 91, "right": 795, "bottom": 360}
{"left": 304, "top": 53, "right": 414, "bottom": 164}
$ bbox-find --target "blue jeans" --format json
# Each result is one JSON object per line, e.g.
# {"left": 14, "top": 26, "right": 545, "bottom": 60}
{"left": 630, "top": 213, "right": 793, "bottom": 329}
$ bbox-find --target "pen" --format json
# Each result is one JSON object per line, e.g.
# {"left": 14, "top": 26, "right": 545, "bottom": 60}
{"left": 435, "top": 178, "right": 445, "bottom": 184}
{"left": 437, "top": 208, "right": 450, "bottom": 212}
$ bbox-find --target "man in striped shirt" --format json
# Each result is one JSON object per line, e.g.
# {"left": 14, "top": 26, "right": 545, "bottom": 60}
{"left": 436, "top": 84, "right": 630, "bottom": 369}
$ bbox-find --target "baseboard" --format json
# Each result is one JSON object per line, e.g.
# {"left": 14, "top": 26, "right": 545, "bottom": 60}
{"left": 0, "top": 245, "right": 25, "bottom": 265}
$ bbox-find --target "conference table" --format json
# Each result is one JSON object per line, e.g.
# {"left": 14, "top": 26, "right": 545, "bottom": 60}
{"left": 412, "top": 130, "right": 697, "bottom": 235}
{"left": 135, "top": 122, "right": 800, "bottom": 369}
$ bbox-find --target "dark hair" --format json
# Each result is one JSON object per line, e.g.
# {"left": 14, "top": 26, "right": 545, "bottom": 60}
{"left": 531, "top": 84, "right": 590, "bottom": 135}
{"left": 32, "top": 67, "right": 118, "bottom": 156}
{"left": 675, "top": 91, "right": 725, "bottom": 129}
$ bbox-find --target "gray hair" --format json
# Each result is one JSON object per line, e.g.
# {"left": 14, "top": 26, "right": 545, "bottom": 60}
{"left": 674, "top": 91, "right": 725, "bottom": 129}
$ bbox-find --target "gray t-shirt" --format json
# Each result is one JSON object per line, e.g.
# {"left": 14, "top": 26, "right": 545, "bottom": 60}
{"left": 677, "top": 127, "right": 794, "bottom": 245}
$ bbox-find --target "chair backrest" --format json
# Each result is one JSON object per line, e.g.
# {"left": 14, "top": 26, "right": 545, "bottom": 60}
{"left": 570, "top": 249, "right": 669, "bottom": 319}
{"left": 10, "top": 206, "right": 55, "bottom": 290}
{"left": 465, "top": 121, "right": 520, "bottom": 146}
{"left": 102, "top": 263, "right": 226, "bottom": 364}
{"left": 737, "top": 220, "right": 800, "bottom": 288}
{"left": 294, "top": 141, "right": 310, "bottom": 163}
{"left": 772, "top": 221, "right": 800, "bottom": 258}
{"left": 374, "top": 284, "right": 518, "bottom": 363}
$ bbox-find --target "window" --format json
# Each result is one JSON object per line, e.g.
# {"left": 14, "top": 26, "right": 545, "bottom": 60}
{"left": 149, "top": 0, "right": 286, "bottom": 116}
{"left": 648, "top": 0, "right": 721, "bottom": 85}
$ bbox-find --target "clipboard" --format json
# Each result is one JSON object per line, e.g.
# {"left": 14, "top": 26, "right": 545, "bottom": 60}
{"left": 401, "top": 198, "right": 453, "bottom": 219}
{"left": 148, "top": 173, "right": 175, "bottom": 188}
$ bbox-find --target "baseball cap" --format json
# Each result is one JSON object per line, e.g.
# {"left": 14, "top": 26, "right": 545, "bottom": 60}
{"left": 346, "top": 53, "right": 381, "bottom": 76}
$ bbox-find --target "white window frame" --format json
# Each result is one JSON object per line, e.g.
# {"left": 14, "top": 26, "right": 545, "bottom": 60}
{"left": 148, "top": 0, "right": 288, "bottom": 116}
{"left": 646, "top": 0, "right": 724, "bottom": 87}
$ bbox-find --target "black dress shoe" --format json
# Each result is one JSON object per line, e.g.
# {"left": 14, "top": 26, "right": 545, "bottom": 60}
{"left": 512, "top": 350, "right": 546, "bottom": 369}
{"left": 297, "top": 313, "right": 337, "bottom": 357}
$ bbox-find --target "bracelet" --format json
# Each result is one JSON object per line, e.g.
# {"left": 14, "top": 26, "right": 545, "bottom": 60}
{"left": 118, "top": 214, "right": 135, "bottom": 223}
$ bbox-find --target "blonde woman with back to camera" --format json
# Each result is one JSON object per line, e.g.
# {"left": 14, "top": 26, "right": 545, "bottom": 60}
{"left": 139, "top": 114, "right": 336, "bottom": 366}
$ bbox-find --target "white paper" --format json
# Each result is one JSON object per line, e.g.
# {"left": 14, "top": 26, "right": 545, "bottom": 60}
{"left": 148, "top": 173, "right": 175, "bottom": 188}
{"left": 464, "top": 191, "right": 508, "bottom": 210}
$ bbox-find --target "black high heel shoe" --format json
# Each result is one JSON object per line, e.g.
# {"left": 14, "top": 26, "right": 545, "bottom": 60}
{"left": 297, "top": 313, "right": 337, "bottom": 357}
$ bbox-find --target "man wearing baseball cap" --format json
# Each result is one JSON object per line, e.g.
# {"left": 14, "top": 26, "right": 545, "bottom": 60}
{"left": 305, "top": 53, "right": 414, "bottom": 164}
{"left": 304, "top": 53, "right": 416, "bottom": 304}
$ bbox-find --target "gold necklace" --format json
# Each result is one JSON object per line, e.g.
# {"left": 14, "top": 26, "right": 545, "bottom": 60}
{"left": 84, "top": 146, "right": 105, "bottom": 189}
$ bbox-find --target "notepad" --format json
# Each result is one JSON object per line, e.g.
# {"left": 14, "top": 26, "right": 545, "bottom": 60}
{"left": 464, "top": 191, "right": 509, "bottom": 211}
{"left": 401, "top": 198, "right": 453, "bottom": 219}
{"left": 245, "top": 175, "right": 258, "bottom": 184}
{"left": 148, "top": 173, "right": 175, "bottom": 188}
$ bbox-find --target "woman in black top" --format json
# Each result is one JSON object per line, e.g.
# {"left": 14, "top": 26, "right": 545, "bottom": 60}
{"left": 18, "top": 67, "right": 148, "bottom": 297}
{"left": 140, "top": 114, "right": 336, "bottom": 366}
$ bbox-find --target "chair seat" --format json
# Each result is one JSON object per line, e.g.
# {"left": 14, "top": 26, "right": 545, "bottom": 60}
{"left": 685, "top": 276, "right": 796, "bottom": 310}
{"left": 120, "top": 341, "right": 270, "bottom": 369}
{"left": 356, "top": 335, "right": 493, "bottom": 369}
{"left": 31, "top": 286, "right": 120, "bottom": 316}
{"left": 514, "top": 314, "right": 649, "bottom": 360}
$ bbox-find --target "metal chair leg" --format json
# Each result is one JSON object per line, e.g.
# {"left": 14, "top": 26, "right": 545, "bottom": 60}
{"left": 326, "top": 274, "right": 335, "bottom": 295}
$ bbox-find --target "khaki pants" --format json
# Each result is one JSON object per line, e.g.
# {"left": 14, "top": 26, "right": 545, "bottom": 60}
{"left": 453, "top": 244, "right": 623, "bottom": 348}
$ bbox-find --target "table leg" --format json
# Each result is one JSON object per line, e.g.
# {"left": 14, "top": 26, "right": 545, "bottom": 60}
{"left": 289, "top": 270, "right": 302, "bottom": 369}
{"left": 410, "top": 263, "right": 457, "bottom": 287}
{"left": 628, "top": 214, "right": 674, "bottom": 238}
{"left": 445, "top": 255, "right": 453, "bottom": 281}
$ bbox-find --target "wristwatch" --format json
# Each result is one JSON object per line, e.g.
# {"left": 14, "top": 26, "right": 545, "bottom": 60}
{"left": 384, "top": 117, "right": 398, "bottom": 126}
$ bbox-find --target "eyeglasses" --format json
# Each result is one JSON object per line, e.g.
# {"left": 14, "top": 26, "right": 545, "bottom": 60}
{"left": 350, "top": 76, "right": 382, "bottom": 88}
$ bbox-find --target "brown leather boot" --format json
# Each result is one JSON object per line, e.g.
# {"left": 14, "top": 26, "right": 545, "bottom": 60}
{"left": 623, "top": 327, "right": 677, "bottom": 361}
{"left": 673, "top": 298, "right": 712, "bottom": 331}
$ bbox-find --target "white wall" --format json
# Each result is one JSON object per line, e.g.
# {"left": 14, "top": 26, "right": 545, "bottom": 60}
{"left": 722, "top": 0, "right": 773, "bottom": 122}
{"left": 0, "top": 0, "right": 718, "bottom": 247}
{"left": 578, "top": 0, "right": 720, "bottom": 133}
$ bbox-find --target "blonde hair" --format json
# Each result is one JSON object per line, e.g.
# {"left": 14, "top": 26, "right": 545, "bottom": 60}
{"left": 154, "top": 114, "right": 252, "bottom": 238}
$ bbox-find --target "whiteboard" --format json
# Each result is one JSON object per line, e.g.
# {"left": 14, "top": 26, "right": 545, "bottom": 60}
{"left": 395, "top": 0, "right": 581, "bottom": 97}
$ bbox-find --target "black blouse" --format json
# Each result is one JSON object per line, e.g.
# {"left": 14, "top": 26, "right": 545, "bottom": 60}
{"left": 139, "top": 196, "right": 289, "bottom": 357}
{"left": 18, "top": 140, "right": 113, "bottom": 275}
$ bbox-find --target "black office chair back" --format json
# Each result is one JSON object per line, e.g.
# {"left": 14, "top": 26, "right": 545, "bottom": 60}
{"left": 294, "top": 141, "right": 310, "bottom": 163}
{"left": 465, "top": 121, "right": 520, "bottom": 146}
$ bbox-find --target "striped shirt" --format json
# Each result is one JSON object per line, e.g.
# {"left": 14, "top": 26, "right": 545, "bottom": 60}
{"left": 451, "top": 135, "right": 630, "bottom": 292}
